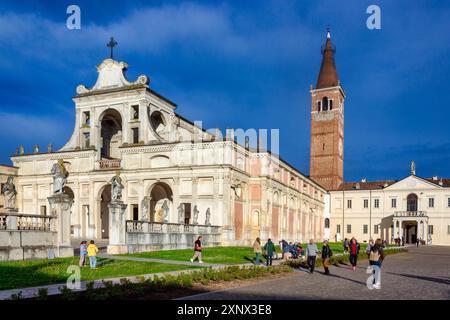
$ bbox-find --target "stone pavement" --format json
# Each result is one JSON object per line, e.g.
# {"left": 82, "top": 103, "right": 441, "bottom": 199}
{"left": 178, "top": 245, "right": 450, "bottom": 300}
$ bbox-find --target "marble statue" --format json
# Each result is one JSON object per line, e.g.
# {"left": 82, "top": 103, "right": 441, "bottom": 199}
{"left": 205, "top": 208, "right": 211, "bottom": 226}
{"left": 110, "top": 171, "right": 124, "bottom": 201}
{"left": 2, "top": 175, "right": 17, "bottom": 210}
{"left": 410, "top": 160, "right": 416, "bottom": 175}
{"left": 141, "top": 196, "right": 149, "bottom": 220}
{"left": 177, "top": 203, "right": 185, "bottom": 223}
{"left": 51, "top": 159, "right": 69, "bottom": 194}
{"left": 192, "top": 205, "right": 199, "bottom": 225}
{"left": 162, "top": 200, "right": 169, "bottom": 223}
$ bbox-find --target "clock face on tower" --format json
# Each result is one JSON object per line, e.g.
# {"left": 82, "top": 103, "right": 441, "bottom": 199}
{"left": 338, "top": 138, "right": 343, "bottom": 157}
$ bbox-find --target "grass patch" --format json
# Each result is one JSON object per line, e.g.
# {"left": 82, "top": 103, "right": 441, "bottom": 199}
{"left": 123, "top": 243, "right": 369, "bottom": 265}
{"left": 0, "top": 257, "right": 199, "bottom": 290}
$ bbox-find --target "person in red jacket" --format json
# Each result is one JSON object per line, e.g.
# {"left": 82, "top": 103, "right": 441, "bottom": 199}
{"left": 349, "top": 237, "right": 360, "bottom": 271}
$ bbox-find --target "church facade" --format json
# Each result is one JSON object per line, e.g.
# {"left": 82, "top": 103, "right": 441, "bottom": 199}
{"left": 6, "top": 53, "right": 326, "bottom": 247}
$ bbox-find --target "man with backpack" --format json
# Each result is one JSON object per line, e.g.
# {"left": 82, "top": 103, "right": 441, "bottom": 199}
{"left": 369, "top": 238, "right": 385, "bottom": 290}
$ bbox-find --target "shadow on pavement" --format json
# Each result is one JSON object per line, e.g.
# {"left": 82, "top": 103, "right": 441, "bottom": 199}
{"left": 385, "top": 272, "right": 450, "bottom": 285}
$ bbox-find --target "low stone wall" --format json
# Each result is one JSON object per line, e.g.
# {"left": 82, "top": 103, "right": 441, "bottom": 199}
{"left": 125, "top": 221, "right": 221, "bottom": 253}
{"left": 0, "top": 230, "right": 57, "bottom": 261}
{"left": 0, "top": 210, "right": 73, "bottom": 261}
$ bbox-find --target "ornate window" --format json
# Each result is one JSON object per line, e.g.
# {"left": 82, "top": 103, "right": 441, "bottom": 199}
{"left": 324, "top": 218, "right": 330, "bottom": 228}
{"left": 407, "top": 193, "right": 418, "bottom": 212}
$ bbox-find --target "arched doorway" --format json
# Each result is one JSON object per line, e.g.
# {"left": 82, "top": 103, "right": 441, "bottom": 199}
{"left": 100, "top": 185, "right": 111, "bottom": 239}
{"left": 149, "top": 182, "right": 173, "bottom": 222}
{"left": 100, "top": 109, "right": 122, "bottom": 159}
{"left": 63, "top": 186, "right": 75, "bottom": 235}
{"left": 407, "top": 193, "right": 418, "bottom": 212}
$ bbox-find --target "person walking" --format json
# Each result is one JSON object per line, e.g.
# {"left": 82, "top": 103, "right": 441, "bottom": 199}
{"left": 366, "top": 239, "right": 374, "bottom": 258}
{"left": 263, "top": 238, "right": 276, "bottom": 266}
{"left": 306, "top": 239, "right": 319, "bottom": 274}
{"left": 87, "top": 240, "right": 99, "bottom": 269}
{"left": 321, "top": 240, "right": 333, "bottom": 275}
{"left": 190, "top": 236, "right": 204, "bottom": 263}
{"left": 79, "top": 241, "right": 87, "bottom": 267}
{"left": 369, "top": 238, "right": 385, "bottom": 289}
{"left": 349, "top": 237, "right": 360, "bottom": 271}
{"left": 253, "top": 237, "right": 262, "bottom": 265}
{"left": 416, "top": 237, "right": 420, "bottom": 247}
{"left": 343, "top": 238, "right": 349, "bottom": 254}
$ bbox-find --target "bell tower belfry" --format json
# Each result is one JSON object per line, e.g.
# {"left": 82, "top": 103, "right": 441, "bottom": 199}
{"left": 309, "top": 29, "right": 345, "bottom": 190}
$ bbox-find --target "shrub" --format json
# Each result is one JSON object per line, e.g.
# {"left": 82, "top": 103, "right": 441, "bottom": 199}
{"left": 36, "top": 288, "right": 48, "bottom": 300}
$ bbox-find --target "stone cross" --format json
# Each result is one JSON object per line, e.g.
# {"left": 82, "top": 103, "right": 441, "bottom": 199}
{"left": 107, "top": 37, "right": 118, "bottom": 59}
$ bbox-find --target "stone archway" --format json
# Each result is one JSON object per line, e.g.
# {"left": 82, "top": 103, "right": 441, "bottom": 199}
{"left": 99, "top": 185, "right": 111, "bottom": 239}
{"left": 99, "top": 109, "right": 122, "bottom": 159}
{"left": 148, "top": 182, "right": 173, "bottom": 222}
{"left": 63, "top": 186, "right": 75, "bottom": 236}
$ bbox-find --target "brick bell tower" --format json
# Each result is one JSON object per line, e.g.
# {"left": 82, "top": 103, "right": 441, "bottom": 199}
{"left": 309, "top": 29, "right": 345, "bottom": 190}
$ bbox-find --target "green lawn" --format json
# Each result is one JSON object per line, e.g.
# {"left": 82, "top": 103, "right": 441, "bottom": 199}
{"left": 124, "top": 242, "right": 369, "bottom": 265}
{"left": 0, "top": 257, "right": 199, "bottom": 290}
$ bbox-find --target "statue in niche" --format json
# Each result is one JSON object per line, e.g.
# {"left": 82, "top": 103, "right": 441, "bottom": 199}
{"left": 162, "top": 200, "right": 169, "bottom": 223}
{"left": 3, "top": 176, "right": 17, "bottom": 210}
{"left": 192, "top": 205, "right": 199, "bottom": 225}
{"left": 110, "top": 171, "right": 124, "bottom": 202}
{"left": 177, "top": 203, "right": 185, "bottom": 224}
{"left": 141, "top": 196, "right": 149, "bottom": 220}
{"left": 51, "top": 159, "right": 69, "bottom": 194}
{"left": 205, "top": 208, "right": 211, "bottom": 226}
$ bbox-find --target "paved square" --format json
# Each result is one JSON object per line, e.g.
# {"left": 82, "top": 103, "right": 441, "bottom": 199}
{"left": 179, "top": 246, "right": 450, "bottom": 300}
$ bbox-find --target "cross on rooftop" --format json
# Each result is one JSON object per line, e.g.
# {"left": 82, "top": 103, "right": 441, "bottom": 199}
{"left": 107, "top": 37, "right": 118, "bottom": 59}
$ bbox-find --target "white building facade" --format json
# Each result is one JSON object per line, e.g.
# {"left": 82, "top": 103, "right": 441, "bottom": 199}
{"left": 328, "top": 172, "right": 450, "bottom": 246}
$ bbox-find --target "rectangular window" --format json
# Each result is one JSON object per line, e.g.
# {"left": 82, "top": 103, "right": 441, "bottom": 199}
{"left": 363, "top": 199, "right": 368, "bottom": 208}
{"left": 131, "top": 105, "right": 139, "bottom": 120}
{"left": 428, "top": 225, "right": 433, "bottom": 235}
{"left": 363, "top": 224, "right": 368, "bottom": 234}
{"left": 429, "top": 198, "right": 434, "bottom": 208}
{"left": 448, "top": 225, "right": 450, "bottom": 235}
{"left": 132, "top": 128, "right": 139, "bottom": 144}
{"left": 347, "top": 199, "right": 352, "bottom": 209}
{"left": 374, "top": 199, "right": 380, "bottom": 208}
{"left": 40, "top": 205, "right": 47, "bottom": 215}
{"left": 337, "top": 224, "right": 341, "bottom": 234}
{"left": 374, "top": 225, "right": 379, "bottom": 234}
{"left": 448, "top": 197, "right": 450, "bottom": 207}
{"left": 0, "top": 183, "right": 4, "bottom": 195}
{"left": 391, "top": 198, "right": 397, "bottom": 208}
{"left": 347, "top": 224, "right": 351, "bottom": 234}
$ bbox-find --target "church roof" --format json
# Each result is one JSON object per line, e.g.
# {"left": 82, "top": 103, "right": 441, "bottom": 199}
{"left": 315, "top": 30, "right": 340, "bottom": 89}
{"left": 334, "top": 177, "right": 450, "bottom": 191}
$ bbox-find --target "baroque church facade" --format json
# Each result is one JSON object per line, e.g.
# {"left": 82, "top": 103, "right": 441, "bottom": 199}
{"left": 3, "top": 40, "right": 328, "bottom": 247}
{"left": 2, "top": 30, "right": 449, "bottom": 249}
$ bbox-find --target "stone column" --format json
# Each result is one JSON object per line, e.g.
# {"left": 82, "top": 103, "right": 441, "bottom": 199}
{"left": 107, "top": 201, "right": 128, "bottom": 254}
{"left": 48, "top": 194, "right": 74, "bottom": 258}
{"left": 392, "top": 219, "right": 396, "bottom": 244}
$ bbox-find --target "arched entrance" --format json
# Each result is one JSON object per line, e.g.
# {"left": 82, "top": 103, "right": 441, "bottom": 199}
{"left": 407, "top": 193, "right": 418, "bottom": 212}
{"left": 63, "top": 186, "right": 75, "bottom": 235}
{"left": 149, "top": 182, "right": 173, "bottom": 222}
{"left": 100, "top": 185, "right": 111, "bottom": 239}
{"left": 100, "top": 109, "right": 122, "bottom": 159}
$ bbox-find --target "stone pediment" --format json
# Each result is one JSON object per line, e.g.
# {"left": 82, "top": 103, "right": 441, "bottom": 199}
{"left": 384, "top": 175, "right": 441, "bottom": 191}
{"left": 76, "top": 58, "right": 149, "bottom": 94}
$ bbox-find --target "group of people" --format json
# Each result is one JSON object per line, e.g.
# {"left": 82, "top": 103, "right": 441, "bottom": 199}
{"left": 79, "top": 240, "right": 99, "bottom": 269}
{"left": 251, "top": 237, "right": 386, "bottom": 289}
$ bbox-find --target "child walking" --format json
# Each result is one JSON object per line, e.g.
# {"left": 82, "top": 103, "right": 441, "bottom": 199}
{"left": 79, "top": 241, "right": 87, "bottom": 267}
{"left": 87, "top": 240, "right": 99, "bottom": 269}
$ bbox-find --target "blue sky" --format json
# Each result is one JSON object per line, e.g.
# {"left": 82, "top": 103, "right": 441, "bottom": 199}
{"left": 0, "top": 0, "right": 449, "bottom": 181}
